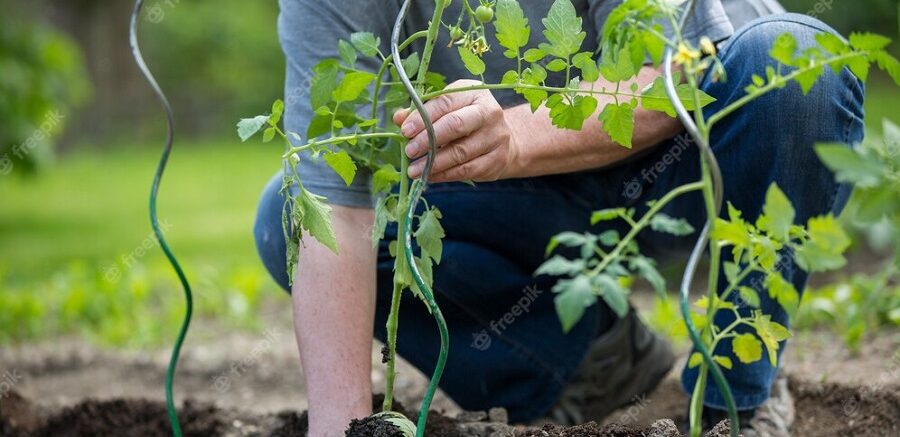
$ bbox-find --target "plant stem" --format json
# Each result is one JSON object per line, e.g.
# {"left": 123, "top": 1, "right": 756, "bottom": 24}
{"left": 421, "top": 82, "right": 652, "bottom": 101}
{"left": 588, "top": 181, "right": 705, "bottom": 276}
{"left": 382, "top": 281, "right": 403, "bottom": 412}
{"left": 283, "top": 132, "right": 406, "bottom": 156}
{"left": 706, "top": 52, "right": 867, "bottom": 129}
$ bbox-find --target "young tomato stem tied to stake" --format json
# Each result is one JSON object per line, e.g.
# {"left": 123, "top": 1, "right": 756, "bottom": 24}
{"left": 131, "top": 0, "right": 900, "bottom": 435}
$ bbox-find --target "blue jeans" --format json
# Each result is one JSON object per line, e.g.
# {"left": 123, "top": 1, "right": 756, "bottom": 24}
{"left": 254, "top": 13, "right": 864, "bottom": 422}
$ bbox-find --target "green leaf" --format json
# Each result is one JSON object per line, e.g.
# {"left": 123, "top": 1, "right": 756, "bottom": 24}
{"left": 338, "top": 39, "right": 357, "bottom": 66}
{"left": 849, "top": 32, "right": 892, "bottom": 51}
{"left": 310, "top": 59, "right": 340, "bottom": 110}
{"left": 536, "top": 256, "right": 586, "bottom": 276}
{"left": 756, "top": 184, "right": 795, "bottom": 241}
{"left": 753, "top": 313, "right": 791, "bottom": 366}
{"left": 546, "top": 58, "right": 568, "bottom": 72}
{"left": 713, "top": 356, "right": 734, "bottom": 370}
{"left": 236, "top": 115, "right": 270, "bottom": 142}
{"left": 372, "top": 164, "right": 401, "bottom": 194}
{"left": 738, "top": 286, "right": 761, "bottom": 308}
{"left": 572, "top": 52, "right": 599, "bottom": 82}
{"left": 410, "top": 256, "right": 435, "bottom": 301}
{"left": 415, "top": 207, "right": 445, "bottom": 264}
{"left": 641, "top": 76, "right": 716, "bottom": 117}
{"left": 600, "top": 45, "right": 635, "bottom": 83}
{"left": 770, "top": 33, "right": 797, "bottom": 66}
{"left": 732, "top": 333, "right": 763, "bottom": 364}
{"left": 871, "top": 51, "right": 900, "bottom": 85}
{"left": 712, "top": 203, "right": 751, "bottom": 248}
{"left": 766, "top": 273, "right": 799, "bottom": 316}
{"left": 688, "top": 352, "right": 703, "bottom": 368}
{"left": 372, "top": 196, "right": 395, "bottom": 248}
{"left": 598, "top": 100, "right": 635, "bottom": 147}
{"left": 539, "top": 0, "right": 585, "bottom": 59}
{"left": 594, "top": 274, "right": 629, "bottom": 317}
{"left": 546, "top": 231, "right": 588, "bottom": 255}
{"left": 547, "top": 94, "right": 598, "bottom": 131}
{"left": 270, "top": 100, "right": 285, "bottom": 125}
{"left": 262, "top": 127, "right": 276, "bottom": 143}
{"left": 650, "top": 214, "right": 695, "bottom": 236}
{"left": 794, "top": 215, "right": 850, "bottom": 272}
{"left": 323, "top": 150, "right": 358, "bottom": 186}
{"left": 591, "top": 208, "right": 625, "bottom": 224}
{"left": 816, "top": 33, "right": 849, "bottom": 55}
{"left": 630, "top": 256, "right": 665, "bottom": 297}
{"left": 494, "top": 0, "right": 530, "bottom": 56}
{"left": 815, "top": 143, "right": 884, "bottom": 187}
{"left": 350, "top": 32, "right": 381, "bottom": 57}
{"left": 297, "top": 187, "right": 338, "bottom": 254}
{"left": 806, "top": 215, "right": 851, "bottom": 254}
{"left": 333, "top": 71, "right": 376, "bottom": 102}
{"left": 554, "top": 276, "right": 596, "bottom": 332}
{"left": 523, "top": 48, "right": 546, "bottom": 62}
{"left": 402, "top": 53, "right": 421, "bottom": 78}
{"left": 457, "top": 46, "right": 486, "bottom": 76}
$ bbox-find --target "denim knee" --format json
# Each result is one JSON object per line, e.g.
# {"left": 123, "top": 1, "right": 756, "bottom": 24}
{"left": 254, "top": 172, "right": 292, "bottom": 293}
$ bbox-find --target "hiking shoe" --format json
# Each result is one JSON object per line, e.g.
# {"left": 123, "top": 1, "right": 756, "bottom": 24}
{"left": 703, "top": 376, "right": 795, "bottom": 437}
{"left": 547, "top": 309, "right": 676, "bottom": 425}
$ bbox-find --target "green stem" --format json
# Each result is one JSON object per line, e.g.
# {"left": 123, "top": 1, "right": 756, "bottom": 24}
{"left": 689, "top": 364, "right": 708, "bottom": 437}
{"left": 283, "top": 132, "right": 406, "bottom": 156}
{"left": 706, "top": 52, "right": 867, "bottom": 129}
{"left": 421, "top": 82, "right": 653, "bottom": 102}
{"left": 382, "top": 281, "right": 404, "bottom": 412}
{"left": 588, "top": 181, "right": 705, "bottom": 276}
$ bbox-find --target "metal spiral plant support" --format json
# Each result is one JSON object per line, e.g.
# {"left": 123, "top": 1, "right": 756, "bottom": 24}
{"left": 129, "top": 1, "right": 192, "bottom": 436}
{"left": 663, "top": 0, "right": 740, "bottom": 436}
{"left": 391, "top": 1, "right": 451, "bottom": 435}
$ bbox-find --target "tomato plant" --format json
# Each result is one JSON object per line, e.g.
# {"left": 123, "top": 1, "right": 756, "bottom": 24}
{"left": 237, "top": 0, "right": 899, "bottom": 435}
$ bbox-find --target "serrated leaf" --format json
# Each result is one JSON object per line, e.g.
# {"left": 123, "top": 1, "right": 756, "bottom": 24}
{"left": 770, "top": 33, "right": 797, "bottom": 66}
{"left": 650, "top": 213, "right": 695, "bottom": 236}
{"left": 732, "top": 333, "right": 763, "bottom": 364}
{"left": 547, "top": 94, "right": 597, "bottom": 131}
{"left": 849, "top": 32, "right": 891, "bottom": 51}
{"left": 494, "top": 0, "right": 530, "bottom": 56}
{"left": 297, "top": 187, "right": 338, "bottom": 254}
{"left": 540, "top": 0, "right": 585, "bottom": 59}
{"left": 323, "top": 150, "right": 358, "bottom": 186}
{"left": 372, "top": 196, "right": 394, "bottom": 248}
{"left": 753, "top": 313, "right": 791, "bottom": 366}
{"left": 600, "top": 45, "right": 635, "bottom": 83}
{"left": 338, "top": 39, "right": 357, "bottom": 66}
{"left": 815, "top": 143, "right": 884, "bottom": 187}
{"left": 572, "top": 52, "right": 599, "bottom": 82}
{"left": 536, "top": 256, "right": 586, "bottom": 276}
{"left": 554, "top": 276, "right": 596, "bottom": 332}
{"left": 237, "top": 115, "right": 270, "bottom": 142}
{"left": 816, "top": 32, "right": 849, "bottom": 55}
{"left": 641, "top": 76, "right": 716, "bottom": 117}
{"left": 756, "top": 184, "right": 795, "bottom": 241}
{"left": 871, "top": 51, "right": 900, "bottom": 85}
{"left": 766, "top": 273, "right": 799, "bottom": 316}
{"left": 630, "top": 256, "right": 665, "bottom": 297}
{"left": 372, "top": 164, "right": 401, "bottom": 194}
{"left": 310, "top": 59, "right": 340, "bottom": 110}
{"left": 598, "top": 100, "right": 635, "bottom": 147}
{"left": 333, "top": 71, "right": 376, "bottom": 102}
{"left": 350, "top": 32, "right": 380, "bottom": 57}
{"left": 594, "top": 274, "right": 629, "bottom": 317}
{"left": 457, "top": 46, "right": 486, "bottom": 76}
{"left": 415, "top": 207, "right": 445, "bottom": 264}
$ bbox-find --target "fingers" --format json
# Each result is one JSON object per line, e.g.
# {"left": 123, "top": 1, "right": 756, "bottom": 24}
{"left": 405, "top": 104, "right": 486, "bottom": 159}
{"left": 429, "top": 150, "right": 505, "bottom": 183}
{"left": 408, "top": 136, "right": 494, "bottom": 178}
{"left": 396, "top": 79, "right": 482, "bottom": 138}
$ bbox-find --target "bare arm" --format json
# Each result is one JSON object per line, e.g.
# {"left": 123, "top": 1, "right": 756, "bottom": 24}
{"left": 293, "top": 205, "right": 376, "bottom": 437}
{"left": 398, "top": 66, "right": 683, "bottom": 182}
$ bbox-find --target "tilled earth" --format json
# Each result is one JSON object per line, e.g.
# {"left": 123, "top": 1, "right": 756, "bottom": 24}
{"left": 0, "top": 307, "right": 897, "bottom": 436}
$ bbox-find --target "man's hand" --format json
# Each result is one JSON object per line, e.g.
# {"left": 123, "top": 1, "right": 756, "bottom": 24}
{"left": 395, "top": 80, "right": 521, "bottom": 183}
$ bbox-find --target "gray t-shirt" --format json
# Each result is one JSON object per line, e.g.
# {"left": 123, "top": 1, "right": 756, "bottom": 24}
{"left": 278, "top": 0, "right": 784, "bottom": 208}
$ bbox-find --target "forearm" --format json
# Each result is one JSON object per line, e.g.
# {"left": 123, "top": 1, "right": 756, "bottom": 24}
{"left": 293, "top": 205, "right": 377, "bottom": 437}
{"left": 505, "top": 66, "right": 683, "bottom": 178}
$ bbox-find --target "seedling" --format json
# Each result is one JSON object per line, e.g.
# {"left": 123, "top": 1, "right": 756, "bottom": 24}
{"left": 237, "top": 0, "right": 899, "bottom": 435}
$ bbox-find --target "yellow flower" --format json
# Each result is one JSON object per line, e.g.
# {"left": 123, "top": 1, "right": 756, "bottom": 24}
{"left": 700, "top": 37, "right": 717, "bottom": 56}
{"left": 674, "top": 43, "right": 701, "bottom": 65}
